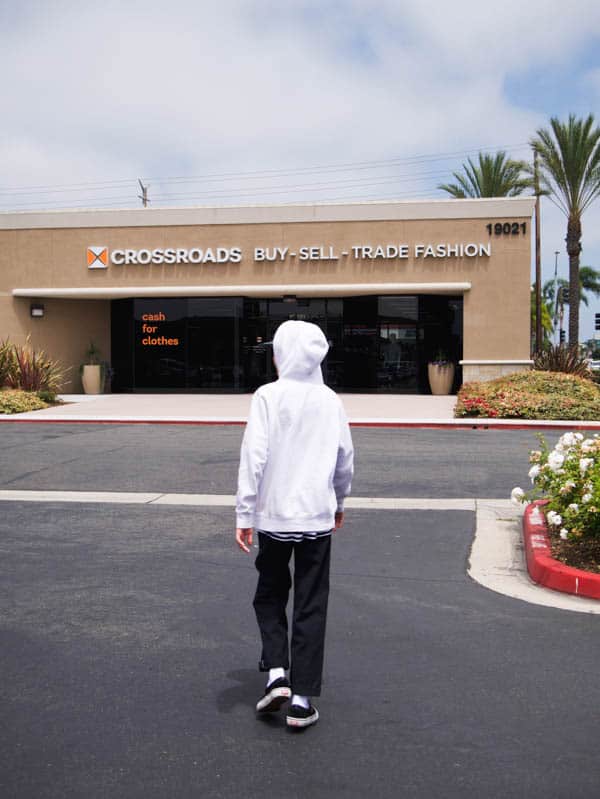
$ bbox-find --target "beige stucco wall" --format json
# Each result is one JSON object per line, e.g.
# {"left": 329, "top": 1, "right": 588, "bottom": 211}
{"left": 0, "top": 294, "right": 110, "bottom": 393}
{"left": 0, "top": 199, "right": 534, "bottom": 390}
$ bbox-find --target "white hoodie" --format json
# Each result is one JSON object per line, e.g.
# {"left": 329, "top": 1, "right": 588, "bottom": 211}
{"left": 236, "top": 320, "right": 354, "bottom": 533}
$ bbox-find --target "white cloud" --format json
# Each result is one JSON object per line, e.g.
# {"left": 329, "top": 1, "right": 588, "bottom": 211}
{"left": 2, "top": 0, "right": 600, "bottom": 341}
{"left": 8, "top": 0, "right": 596, "bottom": 191}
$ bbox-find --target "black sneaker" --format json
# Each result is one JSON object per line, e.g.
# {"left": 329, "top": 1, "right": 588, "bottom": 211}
{"left": 286, "top": 703, "right": 319, "bottom": 728}
{"left": 255, "top": 677, "right": 291, "bottom": 713}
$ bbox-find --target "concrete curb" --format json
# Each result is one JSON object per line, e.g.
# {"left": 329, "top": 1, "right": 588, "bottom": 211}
{"left": 1, "top": 416, "right": 600, "bottom": 430}
{"left": 468, "top": 500, "right": 600, "bottom": 613}
{"left": 523, "top": 501, "right": 600, "bottom": 600}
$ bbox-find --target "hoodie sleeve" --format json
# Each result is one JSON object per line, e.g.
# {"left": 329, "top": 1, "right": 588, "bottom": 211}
{"left": 333, "top": 402, "right": 354, "bottom": 512}
{"left": 236, "top": 390, "right": 269, "bottom": 529}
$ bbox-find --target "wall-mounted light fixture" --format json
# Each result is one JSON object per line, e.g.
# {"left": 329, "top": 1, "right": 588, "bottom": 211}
{"left": 30, "top": 303, "right": 45, "bottom": 318}
{"left": 282, "top": 295, "right": 297, "bottom": 303}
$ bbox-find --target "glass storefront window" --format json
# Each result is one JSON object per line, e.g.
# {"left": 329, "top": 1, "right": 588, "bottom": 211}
{"left": 111, "top": 294, "right": 463, "bottom": 393}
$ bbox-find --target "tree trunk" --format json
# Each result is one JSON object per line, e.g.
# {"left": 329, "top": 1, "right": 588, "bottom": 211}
{"left": 566, "top": 214, "right": 582, "bottom": 346}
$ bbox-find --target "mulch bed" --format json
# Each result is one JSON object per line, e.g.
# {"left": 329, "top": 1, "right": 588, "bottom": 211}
{"left": 548, "top": 530, "right": 600, "bottom": 574}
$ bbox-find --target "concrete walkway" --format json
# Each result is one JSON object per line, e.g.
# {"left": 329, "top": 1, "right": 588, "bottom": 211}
{"left": 2, "top": 392, "right": 458, "bottom": 424}
{"left": 3, "top": 392, "right": 600, "bottom": 427}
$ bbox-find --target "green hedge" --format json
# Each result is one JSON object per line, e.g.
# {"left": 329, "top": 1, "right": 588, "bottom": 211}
{"left": 455, "top": 371, "right": 600, "bottom": 420}
{"left": 0, "top": 389, "right": 49, "bottom": 414}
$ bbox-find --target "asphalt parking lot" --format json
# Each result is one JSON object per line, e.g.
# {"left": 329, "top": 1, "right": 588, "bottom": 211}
{"left": 0, "top": 423, "right": 541, "bottom": 497}
{"left": 2, "top": 425, "right": 600, "bottom": 798}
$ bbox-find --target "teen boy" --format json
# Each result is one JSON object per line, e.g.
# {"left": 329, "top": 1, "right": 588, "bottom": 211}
{"left": 235, "top": 320, "right": 354, "bottom": 728}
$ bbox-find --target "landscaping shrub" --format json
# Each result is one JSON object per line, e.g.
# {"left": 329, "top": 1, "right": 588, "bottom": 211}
{"left": 533, "top": 344, "right": 591, "bottom": 377}
{"left": 6, "top": 339, "right": 65, "bottom": 393}
{"left": 0, "top": 389, "right": 48, "bottom": 414}
{"left": 455, "top": 370, "right": 600, "bottom": 420}
{"left": 36, "top": 389, "right": 58, "bottom": 404}
{"left": 0, "top": 339, "right": 15, "bottom": 386}
{"left": 512, "top": 432, "right": 600, "bottom": 542}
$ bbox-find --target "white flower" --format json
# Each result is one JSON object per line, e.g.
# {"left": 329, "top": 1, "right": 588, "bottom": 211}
{"left": 528, "top": 465, "right": 541, "bottom": 483}
{"left": 583, "top": 493, "right": 593, "bottom": 503}
{"left": 511, "top": 487, "right": 525, "bottom": 505}
{"left": 559, "top": 432, "right": 577, "bottom": 448}
{"left": 560, "top": 528, "right": 569, "bottom": 540}
{"left": 548, "top": 452, "right": 565, "bottom": 471}
{"left": 575, "top": 433, "right": 584, "bottom": 441}
{"left": 546, "top": 511, "right": 563, "bottom": 527}
{"left": 568, "top": 503, "right": 579, "bottom": 512}
{"left": 582, "top": 438, "right": 596, "bottom": 451}
{"left": 579, "top": 457, "right": 594, "bottom": 474}
{"left": 559, "top": 480, "right": 576, "bottom": 495}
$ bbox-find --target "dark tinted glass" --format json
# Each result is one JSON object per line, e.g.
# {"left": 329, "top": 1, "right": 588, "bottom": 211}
{"left": 111, "top": 294, "right": 463, "bottom": 393}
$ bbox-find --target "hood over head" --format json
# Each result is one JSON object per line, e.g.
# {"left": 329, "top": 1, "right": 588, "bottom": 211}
{"left": 273, "top": 320, "right": 328, "bottom": 383}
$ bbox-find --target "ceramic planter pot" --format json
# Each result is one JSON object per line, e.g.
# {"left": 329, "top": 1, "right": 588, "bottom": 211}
{"left": 81, "top": 364, "right": 103, "bottom": 394}
{"left": 428, "top": 362, "right": 455, "bottom": 395}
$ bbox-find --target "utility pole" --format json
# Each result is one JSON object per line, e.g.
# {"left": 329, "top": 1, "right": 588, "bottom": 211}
{"left": 553, "top": 250, "right": 559, "bottom": 344}
{"left": 138, "top": 179, "right": 150, "bottom": 207}
{"left": 534, "top": 150, "right": 542, "bottom": 353}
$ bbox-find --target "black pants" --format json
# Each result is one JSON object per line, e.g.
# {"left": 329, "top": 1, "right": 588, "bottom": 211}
{"left": 253, "top": 532, "right": 331, "bottom": 696}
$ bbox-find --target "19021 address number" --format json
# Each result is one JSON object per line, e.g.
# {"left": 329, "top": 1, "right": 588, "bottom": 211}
{"left": 486, "top": 222, "right": 527, "bottom": 235}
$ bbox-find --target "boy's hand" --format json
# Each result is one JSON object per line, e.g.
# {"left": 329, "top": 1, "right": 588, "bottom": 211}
{"left": 334, "top": 512, "right": 345, "bottom": 529}
{"left": 236, "top": 527, "right": 254, "bottom": 553}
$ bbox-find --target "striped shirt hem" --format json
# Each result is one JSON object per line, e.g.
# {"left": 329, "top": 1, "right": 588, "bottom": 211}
{"left": 257, "top": 529, "right": 333, "bottom": 543}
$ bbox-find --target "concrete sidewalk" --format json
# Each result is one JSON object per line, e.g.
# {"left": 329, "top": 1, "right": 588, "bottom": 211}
{"left": 1, "top": 392, "right": 459, "bottom": 424}
{"left": 2, "top": 392, "right": 600, "bottom": 427}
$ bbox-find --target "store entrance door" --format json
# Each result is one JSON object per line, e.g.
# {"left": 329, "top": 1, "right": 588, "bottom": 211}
{"left": 241, "top": 297, "right": 331, "bottom": 391}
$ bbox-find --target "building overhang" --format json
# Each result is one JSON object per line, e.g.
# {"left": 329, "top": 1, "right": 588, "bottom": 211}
{"left": 12, "top": 282, "right": 472, "bottom": 300}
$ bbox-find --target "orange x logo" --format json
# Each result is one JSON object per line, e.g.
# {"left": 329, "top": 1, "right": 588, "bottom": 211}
{"left": 87, "top": 246, "right": 108, "bottom": 268}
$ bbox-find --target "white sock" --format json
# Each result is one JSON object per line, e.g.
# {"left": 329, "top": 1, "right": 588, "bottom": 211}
{"left": 268, "top": 667, "right": 285, "bottom": 686}
{"left": 291, "top": 693, "right": 310, "bottom": 709}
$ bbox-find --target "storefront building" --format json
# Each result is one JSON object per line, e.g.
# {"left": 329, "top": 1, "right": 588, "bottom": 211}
{"left": 0, "top": 198, "right": 535, "bottom": 393}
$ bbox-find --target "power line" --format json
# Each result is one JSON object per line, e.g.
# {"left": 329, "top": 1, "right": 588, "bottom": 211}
{"left": 0, "top": 141, "right": 530, "bottom": 197}
{"left": 1, "top": 183, "right": 447, "bottom": 211}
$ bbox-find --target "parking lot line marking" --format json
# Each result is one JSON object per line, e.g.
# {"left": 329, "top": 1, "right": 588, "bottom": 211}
{"left": 0, "top": 489, "right": 475, "bottom": 510}
{"left": 0, "top": 490, "right": 163, "bottom": 504}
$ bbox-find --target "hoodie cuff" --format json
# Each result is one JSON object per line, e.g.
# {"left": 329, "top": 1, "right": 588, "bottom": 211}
{"left": 336, "top": 500, "right": 345, "bottom": 513}
{"left": 236, "top": 514, "right": 254, "bottom": 530}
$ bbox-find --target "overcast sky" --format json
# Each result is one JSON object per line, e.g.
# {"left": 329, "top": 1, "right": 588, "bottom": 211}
{"left": 2, "top": 0, "right": 600, "bottom": 337}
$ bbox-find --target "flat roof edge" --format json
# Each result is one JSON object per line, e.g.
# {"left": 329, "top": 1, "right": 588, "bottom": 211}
{"left": 0, "top": 197, "right": 536, "bottom": 230}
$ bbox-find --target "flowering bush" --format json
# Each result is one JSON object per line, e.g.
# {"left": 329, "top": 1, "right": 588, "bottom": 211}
{"left": 456, "top": 370, "right": 600, "bottom": 420}
{"left": 512, "top": 432, "right": 600, "bottom": 541}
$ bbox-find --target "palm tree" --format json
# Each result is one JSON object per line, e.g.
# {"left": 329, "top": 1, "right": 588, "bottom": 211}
{"left": 531, "top": 286, "right": 554, "bottom": 349}
{"left": 545, "top": 266, "right": 600, "bottom": 309}
{"left": 438, "top": 151, "right": 532, "bottom": 198}
{"left": 531, "top": 115, "right": 600, "bottom": 346}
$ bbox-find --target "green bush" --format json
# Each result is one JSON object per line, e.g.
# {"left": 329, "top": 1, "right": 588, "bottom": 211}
{"left": 0, "top": 339, "right": 15, "bottom": 386}
{"left": 0, "top": 389, "right": 48, "bottom": 414}
{"left": 6, "top": 339, "right": 66, "bottom": 393}
{"left": 36, "top": 389, "right": 59, "bottom": 404}
{"left": 455, "top": 370, "right": 600, "bottom": 420}
{"left": 533, "top": 344, "right": 591, "bottom": 377}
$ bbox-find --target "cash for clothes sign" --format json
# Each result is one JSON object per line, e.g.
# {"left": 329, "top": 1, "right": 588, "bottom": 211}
{"left": 140, "top": 312, "right": 179, "bottom": 346}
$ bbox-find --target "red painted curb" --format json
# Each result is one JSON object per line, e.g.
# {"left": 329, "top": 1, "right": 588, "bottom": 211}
{"left": 1, "top": 418, "right": 599, "bottom": 430}
{"left": 523, "top": 500, "right": 600, "bottom": 600}
{"left": 0, "top": 418, "right": 246, "bottom": 426}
